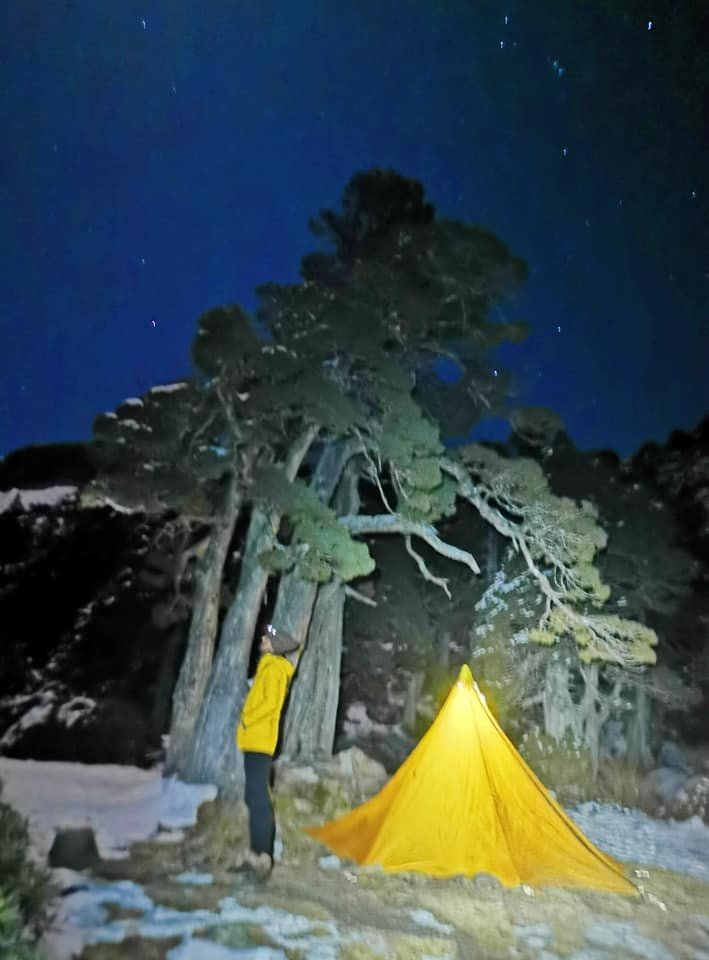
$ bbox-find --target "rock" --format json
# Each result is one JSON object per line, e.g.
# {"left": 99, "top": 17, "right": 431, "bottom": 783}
{"left": 642, "top": 767, "right": 688, "bottom": 806}
{"left": 469, "top": 872, "right": 503, "bottom": 893}
{"left": 669, "top": 774, "right": 709, "bottom": 822}
{"left": 658, "top": 740, "right": 690, "bottom": 772}
{"left": 336, "top": 746, "right": 388, "bottom": 796}
{"left": 599, "top": 719, "right": 627, "bottom": 760}
{"left": 335, "top": 727, "right": 415, "bottom": 774}
{"left": 276, "top": 747, "right": 387, "bottom": 800}
{"left": 48, "top": 826, "right": 100, "bottom": 870}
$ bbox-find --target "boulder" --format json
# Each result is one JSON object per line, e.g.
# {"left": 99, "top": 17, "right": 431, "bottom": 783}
{"left": 658, "top": 740, "right": 690, "bottom": 772}
{"left": 642, "top": 767, "right": 688, "bottom": 807}
{"left": 276, "top": 747, "right": 387, "bottom": 802}
{"left": 48, "top": 826, "right": 100, "bottom": 870}
{"left": 669, "top": 775, "right": 709, "bottom": 823}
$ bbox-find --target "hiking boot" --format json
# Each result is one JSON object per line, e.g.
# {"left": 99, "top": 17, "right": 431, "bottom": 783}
{"left": 234, "top": 850, "right": 273, "bottom": 884}
{"left": 248, "top": 852, "right": 273, "bottom": 881}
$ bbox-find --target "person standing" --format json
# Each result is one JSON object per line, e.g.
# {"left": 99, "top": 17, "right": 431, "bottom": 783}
{"left": 236, "top": 622, "right": 301, "bottom": 878}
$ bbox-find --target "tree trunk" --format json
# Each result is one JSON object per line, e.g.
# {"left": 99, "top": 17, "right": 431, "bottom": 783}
{"left": 281, "top": 458, "right": 360, "bottom": 759}
{"left": 542, "top": 656, "right": 577, "bottom": 743}
{"left": 173, "top": 427, "right": 317, "bottom": 787}
{"left": 626, "top": 685, "right": 652, "bottom": 769}
{"left": 281, "top": 578, "right": 345, "bottom": 758}
{"left": 149, "top": 625, "right": 183, "bottom": 743}
{"left": 579, "top": 664, "right": 603, "bottom": 778}
{"left": 166, "top": 470, "right": 243, "bottom": 773}
{"left": 182, "top": 435, "right": 350, "bottom": 799}
{"left": 403, "top": 672, "right": 425, "bottom": 733}
{"left": 437, "top": 630, "right": 451, "bottom": 670}
{"left": 486, "top": 526, "right": 498, "bottom": 586}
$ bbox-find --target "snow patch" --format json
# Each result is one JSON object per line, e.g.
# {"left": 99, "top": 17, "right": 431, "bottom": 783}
{"left": 0, "top": 692, "right": 56, "bottom": 748}
{"left": 409, "top": 908, "right": 453, "bottom": 934}
{"left": 0, "top": 759, "right": 216, "bottom": 861}
{"left": 174, "top": 872, "right": 214, "bottom": 886}
{"left": 169, "top": 943, "right": 286, "bottom": 960}
{"left": 0, "top": 485, "right": 77, "bottom": 514}
{"left": 570, "top": 802, "right": 709, "bottom": 882}
{"left": 56, "top": 697, "right": 97, "bottom": 729}
{"left": 151, "top": 382, "right": 189, "bottom": 394}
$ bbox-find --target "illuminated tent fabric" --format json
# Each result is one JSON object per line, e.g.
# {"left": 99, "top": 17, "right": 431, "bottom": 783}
{"left": 304, "top": 665, "right": 636, "bottom": 894}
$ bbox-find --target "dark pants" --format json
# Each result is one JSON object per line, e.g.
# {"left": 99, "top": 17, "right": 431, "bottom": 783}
{"left": 243, "top": 751, "right": 274, "bottom": 857}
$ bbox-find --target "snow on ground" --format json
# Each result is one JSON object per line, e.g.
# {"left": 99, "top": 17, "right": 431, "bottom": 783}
{"left": 570, "top": 801, "right": 709, "bottom": 883}
{"left": 48, "top": 877, "right": 384, "bottom": 960}
{"left": 1, "top": 758, "right": 708, "bottom": 960}
{"left": 0, "top": 485, "right": 77, "bottom": 513}
{"left": 3, "top": 757, "right": 705, "bottom": 884}
{"left": 0, "top": 757, "right": 216, "bottom": 860}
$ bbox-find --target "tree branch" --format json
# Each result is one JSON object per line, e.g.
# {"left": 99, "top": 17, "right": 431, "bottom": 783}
{"left": 345, "top": 585, "right": 378, "bottom": 607}
{"left": 441, "top": 456, "right": 651, "bottom": 666}
{"left": 338, "top": 512, "right": 480, "bottom": 575}
{"left": 405, "top": 534, "right": 451, "bottom": 597}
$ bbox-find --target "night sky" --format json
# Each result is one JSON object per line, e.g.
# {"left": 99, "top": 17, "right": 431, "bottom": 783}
{"left": 2, "top": 1, "right": 707, "bottom": 459}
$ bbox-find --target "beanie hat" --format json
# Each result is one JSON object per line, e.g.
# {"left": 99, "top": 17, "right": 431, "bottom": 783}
{"left": 268, "top": 626, "right": 299, "bottom": 655}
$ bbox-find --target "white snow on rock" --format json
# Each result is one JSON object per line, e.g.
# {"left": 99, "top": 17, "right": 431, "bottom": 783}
{"left": 0, "top": 485, "right": 77, "bottom": 514}
{"left": 0, "top": 692, "right": 56, "bottom": 748}
{"left": 151, "top": 382, "right": 189, "bottom": 394}
{"left": 56, "top": 697, "right": 97, "bottom": 729}
{"left": 0, "top": 758, "right": 216, "bottom": 861}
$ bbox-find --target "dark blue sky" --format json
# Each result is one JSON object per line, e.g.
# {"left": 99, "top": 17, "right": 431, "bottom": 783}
{"left": 2, "top": 1, "right": 706, "bottom": 458}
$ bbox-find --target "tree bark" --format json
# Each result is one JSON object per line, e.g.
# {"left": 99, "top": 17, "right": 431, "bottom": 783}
{"left": 173, "top": 426, "right": 317, "bottom": 787}
{"left": 166, "top": 470, "right": 243, "bottom": 773}
{"left": 281, "top": 577, "right": 345, "bottom": 758}
{"left": 281, "top": 458, "right": 361, "bottom": 759}
{"left": 149, "top": 625, "right": 184, "bottom": 743}
{"left": 403, "top": 672, "right": 425, "bottom": 733}
{"left": 579, "top": 664, "right": 604, "bottom": 778}
{"left": 542, "top": 656, "right": 577, "bottom": 743}
{"left": 486, "top": 526, "right": 498, "bottom": 587}
{"left": 182, "top": 435, "right": 350, "bottom": 798}
{"left": 437, "top": 630, "right": 451, "bottom": 670}
{"left": 626, "top": 685, "right": 652, "bottom": 769}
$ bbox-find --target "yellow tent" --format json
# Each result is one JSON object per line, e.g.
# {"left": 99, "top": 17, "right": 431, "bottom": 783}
{"left": 304, "top": 664, "right": 636, "bottom": 894}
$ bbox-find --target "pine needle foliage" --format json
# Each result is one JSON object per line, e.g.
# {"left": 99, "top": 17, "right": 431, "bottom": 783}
{"left": 253, "top": 464, "right": 375, "bottom": 583}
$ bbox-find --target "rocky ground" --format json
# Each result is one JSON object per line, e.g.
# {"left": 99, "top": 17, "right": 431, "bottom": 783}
{"left": 37, "top": 755, "right": 709, "bottom": 960}
{"left": 49, "top": 831, "right": 709, "bottom": 960}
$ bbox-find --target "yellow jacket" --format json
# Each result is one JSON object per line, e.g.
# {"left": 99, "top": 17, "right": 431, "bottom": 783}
{"left": 236, "top": 653, "right": 295, "bottom": 755}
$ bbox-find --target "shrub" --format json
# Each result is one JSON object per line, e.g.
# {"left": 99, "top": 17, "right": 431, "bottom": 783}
{"left": 0, "top": 783, "right": 50, "bottom": 950}
{"left": 595, "top": 758, "right": 658, "bottom": 814}
{"left": 0, "top": 890, "right": 44, "bottom": 960}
